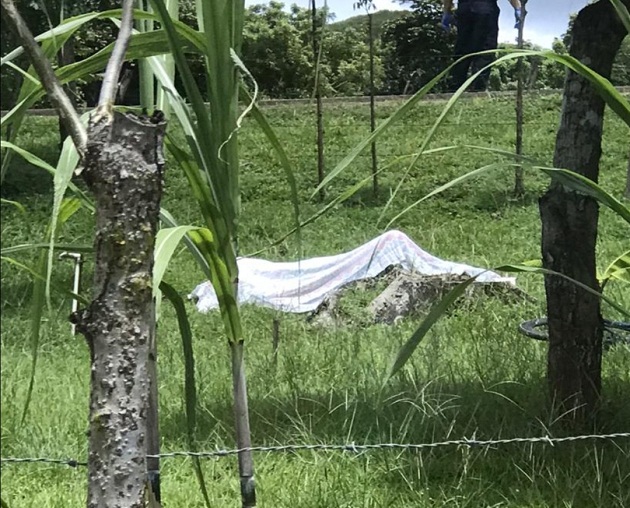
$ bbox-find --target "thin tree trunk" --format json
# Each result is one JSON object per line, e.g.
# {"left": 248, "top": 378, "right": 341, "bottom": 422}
{"left": 539, "top": 0, "right": 627, "bottom": 422}
{"left": 146, "top": 307, "right": 161, "bottom": 504}
{"left": 513, "top": 1, "right": 526, "bottom": 197}
{"left": 368, "top": 12, "right": 378, "bottom": 197}
{"left": 136, "top": 0, "right": 155, "bottom": 111}
{"left": 312, "top": 0, "right": 325, "bottom": 201}
{"left": 625, "top": 148, "right": 630, "bottom": 199}
{"left": 231, "top": 340, "right": 256, "bottom": 507}
{"left": 74, "top": 110, "right": 166, "bottom": 507}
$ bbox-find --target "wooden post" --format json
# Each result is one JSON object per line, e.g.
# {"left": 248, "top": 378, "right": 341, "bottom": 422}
{"left": 625, "top": 148, "right": 630, "bottom": 199}
{"left": 368, "top": 11, "right": 378, "bottom": 197}
{"left": 513, "top": 0, "right": 527, "bottom": 197}
{"left": 146, "top": 305, "right": 161, "bottom": 504}
{"left": 59, "top": 251, "right": 83, "bottom": 336}
{"left": 272, "top": 318, "right": 280, "bottom": 368}
{"left": 312, "top": 0, "right": 325, "bottom": 201}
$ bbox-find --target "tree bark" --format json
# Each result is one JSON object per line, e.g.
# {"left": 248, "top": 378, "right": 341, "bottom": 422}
{"left": 74, "top": 110, "right": 166, "bottom": 508}
{"left": 539, "top": 0, "right": 627, "bottom": 422}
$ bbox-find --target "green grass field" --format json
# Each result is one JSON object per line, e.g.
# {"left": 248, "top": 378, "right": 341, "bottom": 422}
{"left": 1, "top": 94, "right": 629, "bottom": 507}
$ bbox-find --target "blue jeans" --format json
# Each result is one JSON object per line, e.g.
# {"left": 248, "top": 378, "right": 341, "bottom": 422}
{"left": 450, "top": 9, "right": 500, "bottom": 92}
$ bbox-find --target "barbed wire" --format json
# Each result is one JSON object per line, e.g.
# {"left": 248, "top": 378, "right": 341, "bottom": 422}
{"left": 2, "top": 432, "right": 628, "bottom": 469}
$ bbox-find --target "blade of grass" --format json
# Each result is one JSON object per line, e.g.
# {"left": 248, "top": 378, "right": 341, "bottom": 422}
{"left": 384, "top": 275, "right": 480, "bottom": 382}
{"left": 1, "top": 243, "right": 92, "bottom": 256}
{"left": 497, "top": 264, "right": 630, "bottom": 318}
{"left": 159, "top": 281, "right": 212, "bottom": 508}
{"left": 1, "top": 256, "right": 88, "bottom": 305}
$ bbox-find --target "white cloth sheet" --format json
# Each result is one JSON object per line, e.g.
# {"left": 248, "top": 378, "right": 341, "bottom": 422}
{"left": 189, "top": 230, "right": 515, "bottom": 313}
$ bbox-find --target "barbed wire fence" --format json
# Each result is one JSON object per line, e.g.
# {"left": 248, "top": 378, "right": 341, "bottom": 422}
{"left": 2, "top": 432, "right": 629, "bottom": 470}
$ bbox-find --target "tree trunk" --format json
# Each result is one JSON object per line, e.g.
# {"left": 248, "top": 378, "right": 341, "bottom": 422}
{"left": 312, "top": 0, "right": 325, "bottom": 201}
{"left": 513, "top": 1, "right": 526, "bottom": 197}
{"left": 74, "top": 110, "right": 166, "bottom": 508}
{"left": 146, "top": 308, "right": 161, "bottom": 504}
{"left": 368, "top": 12, "right": 378, "bottom": 197}
{"left": 539, "top": 0, "right": 627, "bottom": 422}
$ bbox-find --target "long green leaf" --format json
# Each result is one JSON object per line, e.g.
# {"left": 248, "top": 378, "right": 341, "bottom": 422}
{"left": 601, "top": 250, "right": 630, "bottom": 283}
{"left": 537, "top": 166, "right": 630, "bottom": 225}
{"left": 1, "top": 141, "right": 93, "bottom": 210}
{"left": 187, "top": 228, "right": 241, "bottom": 342}
{"left": 158, "top": 281, "right": 212, "bottom": 508}
{"left": 1, "top": 24, "right": 201, "bottom": 130}
{"left": 386, "top": 162, "right": 506, "bottom": 228}
{"left": 159, "top": 209, "right": 211, "bottom": 280}
{"left": 1, "top": 243, "right": 92, "bottom": 256}
{"left": 1, "top": 25, "right": 74, "bottom": 182}
{"left": 1, "top": 256, "right": 88, "bottom": 305}
{"left": 46, "top": 113, "right": 91, "bottom": 306}
{"left": 153, "top": 226, "right": 199, "bottom": 297}
{"left": 610, "top": 0, "right": 630, "bottom": 33}
{"left": 497, "top": 264, "right": 630, "bottom": 317}
{"left": 379, "top": 147, "right": 630, "bottom": 229}
{"left": 385, "top": 275, "right": 479, "bottom": 382}
{"left": 245, "top": 148, "right": 460, "bottom": 257}
{"left": 151, "top": 0, "right": 238, "bottom": 278}
{"left": 1, "top": 198, "right": 26, "bottom": 213}
{"left": 17, "top": 194, "right": 81, "bottom": 422}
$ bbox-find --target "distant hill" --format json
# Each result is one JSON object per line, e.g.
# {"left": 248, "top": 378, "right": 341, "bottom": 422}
{"left": 328, "top": 9, "right": 411, "bottom": 38}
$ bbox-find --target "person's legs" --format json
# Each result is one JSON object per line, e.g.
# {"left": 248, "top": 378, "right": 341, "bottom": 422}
{"left": 449, "top": 11, "right": 475, "bottom": 92}
{"left": 470, "top": 9, "right": 500, "bottom": 91}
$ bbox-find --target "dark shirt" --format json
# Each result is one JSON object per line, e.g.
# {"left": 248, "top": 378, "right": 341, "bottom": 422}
{"left": 458, "top": 0, "right": 499, "bottom": 15}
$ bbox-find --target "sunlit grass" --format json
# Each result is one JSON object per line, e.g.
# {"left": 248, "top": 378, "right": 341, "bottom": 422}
{"left": 2, "top": 94, "right": 629, "bottom": 507}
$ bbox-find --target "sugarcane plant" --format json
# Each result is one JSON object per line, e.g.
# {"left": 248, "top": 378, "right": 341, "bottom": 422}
{"left": 0, "top": 0, "right": 298, "bottom": 504}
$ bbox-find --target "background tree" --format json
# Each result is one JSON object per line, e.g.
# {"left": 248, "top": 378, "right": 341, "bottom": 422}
{"left": 241, "top": 2, "right": 313, "bottom": 98}
{"left": 380, "top": 0, "right": 456, "bottom": 94}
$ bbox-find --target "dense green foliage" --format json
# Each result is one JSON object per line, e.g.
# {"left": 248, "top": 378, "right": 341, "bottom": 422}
{"left": 328, "top": 8, "right": 409, "bottom": 37}
{"left": 2, "top": 95, "right": 629, "bottom": 507}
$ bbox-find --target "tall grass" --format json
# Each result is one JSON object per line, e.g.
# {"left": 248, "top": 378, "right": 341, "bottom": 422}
{"left": 2, "top": 98, "right": 629, "bottom": 507}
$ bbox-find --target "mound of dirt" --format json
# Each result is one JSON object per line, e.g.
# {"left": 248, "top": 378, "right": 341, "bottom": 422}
{"left": 308, "top": 267, "right": 530, "bottom": 327}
